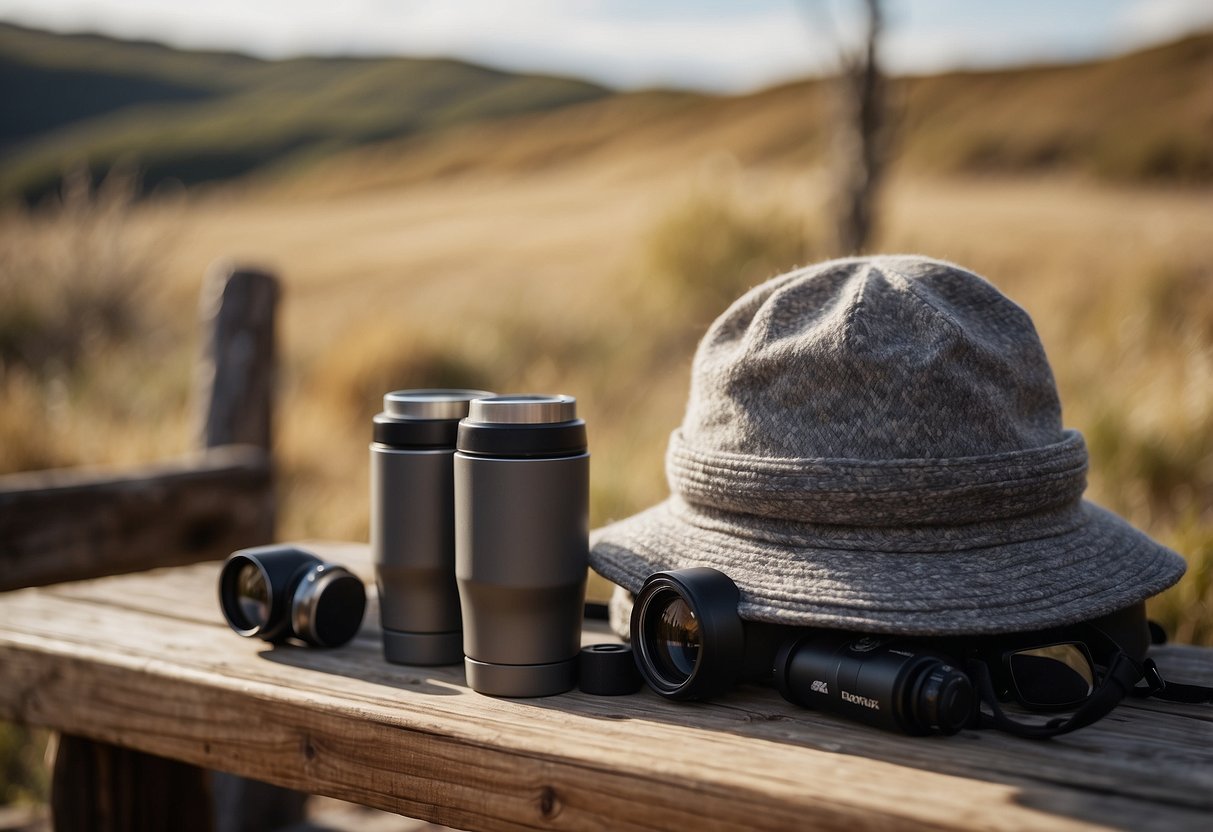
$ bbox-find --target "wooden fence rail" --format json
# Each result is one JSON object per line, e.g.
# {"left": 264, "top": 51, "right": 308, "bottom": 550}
{"left": 0, "top": 446, "right": 272, "bottom": 592}
{"left": 0, "top": 263, "right": 278, "bottom": 590}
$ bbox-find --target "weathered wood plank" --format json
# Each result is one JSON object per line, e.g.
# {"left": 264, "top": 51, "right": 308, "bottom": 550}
{"left": 0, "top": 446, "right": 273, "bottom": 591}
{"left": 0, "top": 552, "right": 1210, "bottom": 832}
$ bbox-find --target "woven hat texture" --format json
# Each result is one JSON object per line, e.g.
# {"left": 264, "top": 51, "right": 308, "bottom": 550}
{"left": 590, "top": 255, "right": 1185, "bottom": 634}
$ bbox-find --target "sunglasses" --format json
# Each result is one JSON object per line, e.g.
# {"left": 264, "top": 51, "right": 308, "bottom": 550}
{"left": 980, "top": 637, "right": 1097, "bottom": 711}
{"left": 962, "top": 625, "right": 1159, "bottom": 738}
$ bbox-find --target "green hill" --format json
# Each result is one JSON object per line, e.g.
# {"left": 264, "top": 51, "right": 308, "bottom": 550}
{"left": 1, "top": 23, "right": 1210, "bottom": 203}
{"left": 299, "top": 30, "right": 1212, "bottom": 194}
{"left": 0, "top": 23, "right": 610, "bottom": 201}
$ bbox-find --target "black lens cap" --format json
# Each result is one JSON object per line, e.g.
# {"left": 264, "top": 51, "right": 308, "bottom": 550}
{"left": 311, "top": 573, "right": 367, "bottom": 648}
{"left": 579, "top": 644, "right": 644, "bottom": 696}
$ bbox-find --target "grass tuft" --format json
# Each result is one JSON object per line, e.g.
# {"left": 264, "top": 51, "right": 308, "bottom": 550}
{"left": 0, "top": 165, "right": 152, "bottom": 375}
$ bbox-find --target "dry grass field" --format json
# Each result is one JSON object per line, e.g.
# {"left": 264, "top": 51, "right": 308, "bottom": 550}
{"left": 3, "top": 131, "right": 1211, "bottom": 644}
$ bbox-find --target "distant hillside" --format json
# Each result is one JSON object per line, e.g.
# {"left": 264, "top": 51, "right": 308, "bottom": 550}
{"left": 280, "top": 31, "right": 1213, "bottom": 198}
{"left": 896, "top": 33, "right": 1213, "bottom": 182}
{"left": 1, "top": 24, "right": 1210, "bottom": 203}
{"left": 0, "top": 23, "right": 610, "bottom": 201}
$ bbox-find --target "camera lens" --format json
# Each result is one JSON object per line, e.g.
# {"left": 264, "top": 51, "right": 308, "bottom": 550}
{"left": 632, "top": 568, "right": 744, "bottom": 700}
{"left": 290, "top": 563, "right": 367, "bottom": 648}
{"left": 649, "top": 591, "right": 701, "bottom": 683}
{"left": 219, "top": 546, "right": 366, "bottom": 647}
{"left": 234, "top": 561, "right": 270, "bottom": 629}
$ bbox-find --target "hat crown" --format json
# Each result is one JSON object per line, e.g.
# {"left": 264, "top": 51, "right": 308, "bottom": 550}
{"left": 682, "top": 256, "right": 1064, "bottom": 462}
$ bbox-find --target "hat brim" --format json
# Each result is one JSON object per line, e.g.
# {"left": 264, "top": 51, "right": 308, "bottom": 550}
{"left": 589, "top": 498, "right": 1186, "bottom": 636}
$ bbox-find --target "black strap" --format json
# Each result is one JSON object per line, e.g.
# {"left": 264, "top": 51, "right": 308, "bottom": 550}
{"left": 968, "top": 652, "right": 1144, "bottom": 739}
{"left": 971, "top": 653, "right": 1213, "bottom": 739}
{"left": 1131, "top": 659, "right": 1213, "bottom": 704}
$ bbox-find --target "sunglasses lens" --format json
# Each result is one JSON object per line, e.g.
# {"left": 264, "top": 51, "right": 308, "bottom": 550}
{"left": 1007, "top": 643, "right": 1094, "bottom": 708}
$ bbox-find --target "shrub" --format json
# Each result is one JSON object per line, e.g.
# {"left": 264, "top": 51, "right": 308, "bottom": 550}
{"left": 644, "top": 188, "right": 814, "bottom": 321}
{"left": 305, "top": 319, "right": 493, "bottom": 424}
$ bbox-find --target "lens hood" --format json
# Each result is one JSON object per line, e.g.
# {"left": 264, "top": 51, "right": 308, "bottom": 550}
{"left": 632, "top": 567, "right": 745, "bottom": 700}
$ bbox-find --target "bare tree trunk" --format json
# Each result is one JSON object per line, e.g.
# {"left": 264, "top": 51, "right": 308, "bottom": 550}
{"left": 833, "top": 0, "right": 885, "bottom": 255}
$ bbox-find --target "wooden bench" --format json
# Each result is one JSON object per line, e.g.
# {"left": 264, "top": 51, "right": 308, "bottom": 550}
{"left": 0, "top": 542, "right": 1210, "bottom": 831}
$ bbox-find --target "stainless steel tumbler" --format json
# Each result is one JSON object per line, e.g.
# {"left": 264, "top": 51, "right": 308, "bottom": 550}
{"left": 454, "top": 395, "right": 589, "bottom": 697}
{"left": 371, "top": 389, "right": 491, "bottom": 665}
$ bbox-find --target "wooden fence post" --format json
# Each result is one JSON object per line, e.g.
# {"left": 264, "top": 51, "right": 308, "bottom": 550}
{"left": 0, "top": 262, "right": 279, "bottom": 589}
{"left": 194, "top": 263, "right": 307, "bottom": 831}
{"left": 195, "top": 263, "right": 279, "bottom": 452}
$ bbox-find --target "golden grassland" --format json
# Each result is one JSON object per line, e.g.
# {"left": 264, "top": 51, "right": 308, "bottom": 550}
{"left": 2, "top": 138, "right": 1210, "bottom": 646}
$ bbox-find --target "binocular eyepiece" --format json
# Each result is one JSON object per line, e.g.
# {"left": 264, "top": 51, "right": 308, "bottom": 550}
{"left": 219, "top": 545, "right": 366, "bottom": 648}
{"left": 631, "top": 567, "right": 976, "bottom": 735}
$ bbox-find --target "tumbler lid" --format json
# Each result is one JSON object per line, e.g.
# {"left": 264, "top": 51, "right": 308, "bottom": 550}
{"left": 467, "top": 394, "right": 576, "bottom": 425}
{"left": 384, "top": 389, "right": 492, "bottom": 421}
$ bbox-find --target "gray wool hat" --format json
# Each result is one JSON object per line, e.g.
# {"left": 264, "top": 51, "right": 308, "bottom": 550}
{"left": 590, "top": 255, "right": 1186, "bottom": 635}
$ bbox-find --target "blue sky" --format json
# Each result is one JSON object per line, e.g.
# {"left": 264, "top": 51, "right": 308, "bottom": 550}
{"left": 2, "top": 0, "right": 1211, "bottom": 92}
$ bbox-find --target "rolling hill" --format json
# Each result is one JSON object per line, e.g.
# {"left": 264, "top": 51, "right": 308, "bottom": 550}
{"left": 0, "top": 22, "right": 610, "bottom": 201}
{"left": 1, "top": 22, "right": 1211, "bottom": 204}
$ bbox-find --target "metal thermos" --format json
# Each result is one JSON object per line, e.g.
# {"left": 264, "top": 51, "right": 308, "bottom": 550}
{"left": 454, "top": 395, "right": 589, "bottom": 697}
{"left": 371, "top": 389, "right": 491, "bottom": 665}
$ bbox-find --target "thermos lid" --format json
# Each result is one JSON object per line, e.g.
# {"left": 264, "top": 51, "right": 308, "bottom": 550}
{"left": 467, "top": 394, "right": 577, "bottom": 425}
{"left": 375, "top": 389, "right": 494, "bottom": 448}
{"left": 384, "top": 389, "right": 492, "bottom": 421}
{"left": 457, "top": 394, "right": 587, "bottom": 458}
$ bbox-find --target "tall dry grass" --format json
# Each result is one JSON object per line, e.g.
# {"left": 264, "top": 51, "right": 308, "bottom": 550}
{"left": 0, "top": 166, "right": 193, "bottom": 477}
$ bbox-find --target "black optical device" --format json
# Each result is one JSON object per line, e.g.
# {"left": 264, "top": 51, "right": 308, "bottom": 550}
{"left": 631, "top": 567, "right": 794, "bottom": 700}
{"left": 219, "top": 545, "right": 366, "bottom": 648}
{"left": 632, "top": 567, "right": 975, "bottom": 735}
{"left": 774, "top": 632, "right": 976, "bottom": 736}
